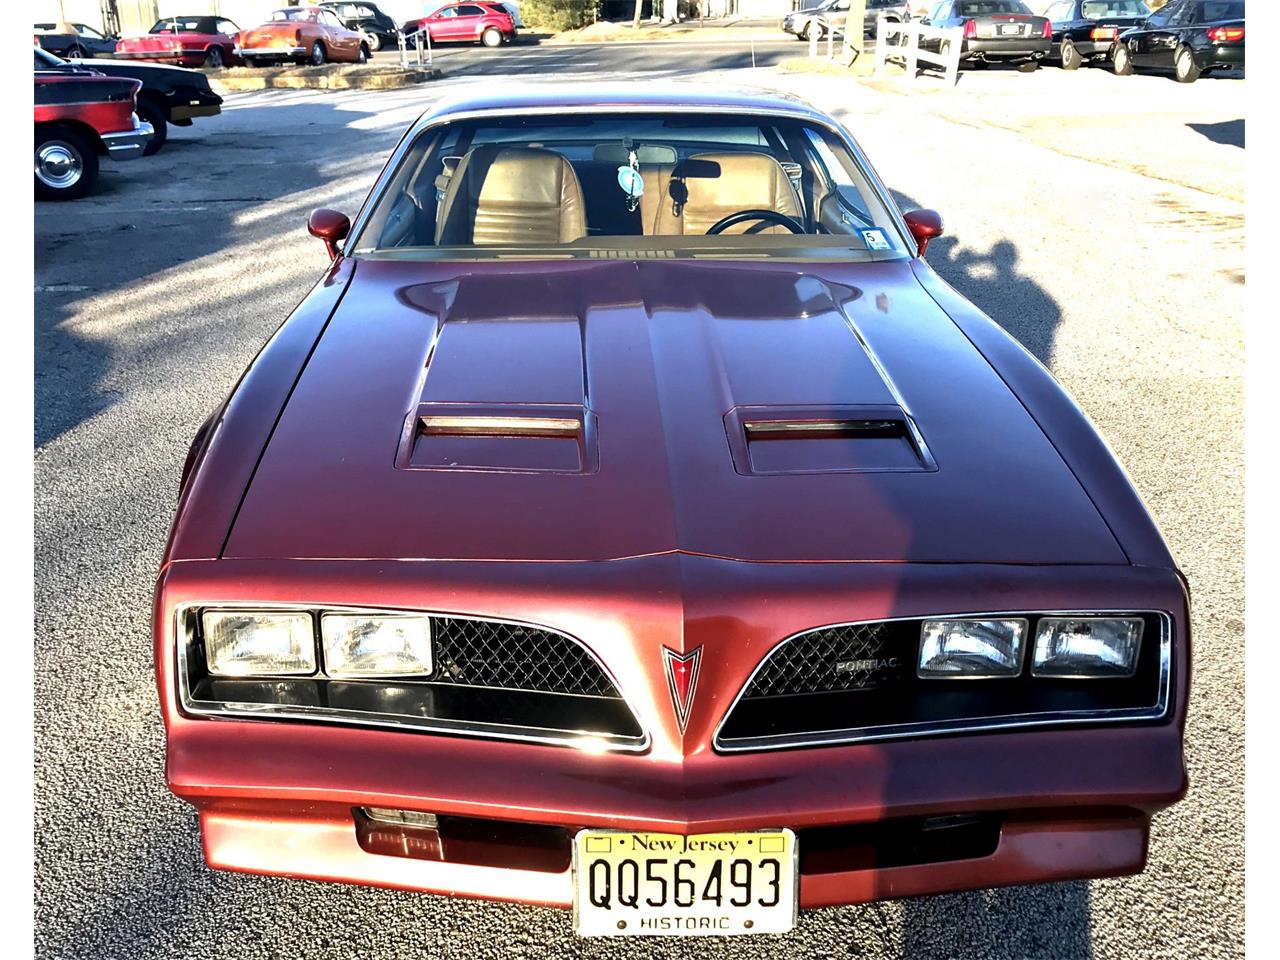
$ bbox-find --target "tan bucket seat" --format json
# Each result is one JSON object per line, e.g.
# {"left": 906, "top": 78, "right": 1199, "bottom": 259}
{"left": 639, "top": 152, "right": 804, "bottom": 236}
{"left": 436, "top": 145, "right": 587, "bottom": 246}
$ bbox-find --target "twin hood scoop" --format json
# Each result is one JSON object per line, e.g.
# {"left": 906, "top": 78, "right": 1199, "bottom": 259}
{"left": 400, "top": 403, "right": 597, "bottom": 474}
{"left": 223, "top": 259, "right": 1127, "bottom": 564}
{"left": 726, "top": 404, "right": 937, "bottom": 476}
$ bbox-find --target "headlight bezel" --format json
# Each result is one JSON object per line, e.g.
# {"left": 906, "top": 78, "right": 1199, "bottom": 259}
{"left": 1031, "top": 616, "right": 1145, "bottom": 679}
{"left": 917, "top": 617, "right": 1029, "bottom": 680}
{"left": 197, "top": 607, "right": 437, "bottom": 681}
{"left": 320, "top": 611, "right": 435, "bottom": 679}
{"left": 174, "top": 603, "right": 651, "bottom": 753}
{"left": 200, "top": 609, "right": 319, "bottom": 678}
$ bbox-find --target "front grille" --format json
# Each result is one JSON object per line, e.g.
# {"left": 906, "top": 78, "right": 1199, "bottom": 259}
{"left": 742, "top": 622, "right": 904, "bottom": 697}
{"left": 716, "top": 613, "right": 1171, "bottom": 752}
{"left": 179, "top": 608, "right": 645, "bottom": 751}
{"left": 430, "top": 617, "right": 618, "bottom": 697}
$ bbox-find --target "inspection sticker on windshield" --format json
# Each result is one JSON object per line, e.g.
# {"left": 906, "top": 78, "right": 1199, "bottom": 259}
{"left": 859, "top": 227, "right": 891, "bottom": 251}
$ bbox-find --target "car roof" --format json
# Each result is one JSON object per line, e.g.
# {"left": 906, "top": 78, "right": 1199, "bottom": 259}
{"left": 419, "top": 83, "right": 828, "bottom": 129}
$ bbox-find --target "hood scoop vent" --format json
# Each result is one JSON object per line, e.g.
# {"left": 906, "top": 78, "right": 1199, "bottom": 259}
{"left": 399, "top": 403, "right": 598, "bottom": 474}
{"left": 726, "top": 405, "right": 937, "bottom": 476}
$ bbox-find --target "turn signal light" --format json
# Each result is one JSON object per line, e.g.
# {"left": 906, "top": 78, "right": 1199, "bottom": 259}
{"left": 1206, "top": 26, "right": 1244, "bottom": 42}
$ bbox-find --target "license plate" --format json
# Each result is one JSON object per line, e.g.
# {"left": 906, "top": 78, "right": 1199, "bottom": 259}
{"left": 572, "top": 829, "right": 797, "bottom": 937}
{"left": 1000, "top": 23, "right": 1023, "bottom": 35}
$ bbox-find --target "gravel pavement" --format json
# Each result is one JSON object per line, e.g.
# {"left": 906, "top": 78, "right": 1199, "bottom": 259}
{"left": 34, "top": 61, "right": 1243, "bottom": 960}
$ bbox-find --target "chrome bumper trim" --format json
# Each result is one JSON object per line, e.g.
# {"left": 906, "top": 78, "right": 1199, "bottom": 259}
{"left": 101, "top": 117, "right": 154, "bottom": 160}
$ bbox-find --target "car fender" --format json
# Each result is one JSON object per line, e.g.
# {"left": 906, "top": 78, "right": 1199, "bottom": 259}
{"left": 162, "top": 258, "right": 356, "bottom": 564}
{"left": 911, "top": 259, "right": 1178, "bottom": 571}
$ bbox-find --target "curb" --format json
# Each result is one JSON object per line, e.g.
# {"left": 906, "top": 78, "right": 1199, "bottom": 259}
{"left": 205, "top": 66, "right": 441, "bottom": 92}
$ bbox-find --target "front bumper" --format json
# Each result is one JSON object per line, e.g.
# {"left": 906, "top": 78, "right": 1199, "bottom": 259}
{"left": 235, "top": 46, "right": 308, "bottom": 59}
{"left": 159, "top": 556, "right": 1189, "bottom": 909}
{"left": 101, "top": 116, "right": 153, "bottom": 159}
{"left": 964, "top": 38, "right": 1051, "bottom": 59}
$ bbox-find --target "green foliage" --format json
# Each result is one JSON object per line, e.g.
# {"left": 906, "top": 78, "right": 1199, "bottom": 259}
{"left": 520, "top": 0, "right": 597, "bottom": 31}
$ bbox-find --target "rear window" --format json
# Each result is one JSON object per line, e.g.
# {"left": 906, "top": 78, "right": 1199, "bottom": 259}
{"left": 1200, "top": 1, "right": 1244, "bottom": 20}
{"left": 150, "top": 18, "right": 209, "bottom": 33}
{"left": 1080, "top": 0, "right": 1148, "bottom": 17}
{"left": 958, "top": 1, "right": 1032, "bottom": 15}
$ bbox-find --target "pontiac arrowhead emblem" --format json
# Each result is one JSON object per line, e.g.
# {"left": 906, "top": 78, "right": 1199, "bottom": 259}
{"left": 662, "top": 646, "right": 702, "bottom": 733}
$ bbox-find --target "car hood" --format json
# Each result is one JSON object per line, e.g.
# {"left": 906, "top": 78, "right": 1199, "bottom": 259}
{"left": 224, "top": 258, "right": 1125, "bottom": 564}
{"left": 75, "top": 57, "right": 213, "bottom": 86}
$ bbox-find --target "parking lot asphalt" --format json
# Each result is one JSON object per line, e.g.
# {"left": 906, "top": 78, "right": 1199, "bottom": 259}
{"left": 34, "top": 53, "right": 1243, "bottom": 960}
{"left": 370, "top": 36, "right": 801, "bottom": 75}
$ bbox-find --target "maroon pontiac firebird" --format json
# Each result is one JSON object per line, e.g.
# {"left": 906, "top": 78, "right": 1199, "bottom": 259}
{"left": 155, "top": 85, "right": 1188, "bottom": 937}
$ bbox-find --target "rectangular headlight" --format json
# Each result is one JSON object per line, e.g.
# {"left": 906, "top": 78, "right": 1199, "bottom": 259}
{"left": 919, "top": 619, "right": 1027, "bottom": 678}
{"left": 202, "top": 610, "right": 316, "bottom": 677}
{"left": 321, "top": 613, "right": 433, "bottom": 678}
{"left": 1032, "top": 617, "right": 1143, "bottom": 678}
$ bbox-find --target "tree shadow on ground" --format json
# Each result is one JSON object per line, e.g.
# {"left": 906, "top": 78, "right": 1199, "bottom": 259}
{"left": 1187, "top": 119, "right": 1243, "bottom": 148}
{"left": 892, "top": 189, "right": 1064, "bottom": 367}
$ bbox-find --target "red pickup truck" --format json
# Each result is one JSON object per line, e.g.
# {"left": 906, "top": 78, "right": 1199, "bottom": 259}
{"left": 34, "top": 49, "right": 153, "bottom": 199}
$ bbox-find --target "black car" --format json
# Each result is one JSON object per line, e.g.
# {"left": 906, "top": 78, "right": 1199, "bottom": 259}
{"left": 1112, "top": 0, "right": 1244, "bottom": 81}
{"left": 922, "top": 0, "right": 1052, "bottom": 68}
{"left": 319, "top": 1, "right": 400, "bottom": 51}
{"left": 34, "top": 47, "right": 221, "bottom": 155}
{"left": 34, "top": 22, "right": 118, "bottom": 58}
{"left": 1044, "top": 0, "right": 1149, "bottom": 69}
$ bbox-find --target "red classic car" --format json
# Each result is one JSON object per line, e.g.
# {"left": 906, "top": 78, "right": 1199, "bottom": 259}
{"left": 406, "top": 3, "right": 516, "bottom": 47}
{"left": 34, "top": 49, "right": 152, "bottom": 199}
{"left": 235, "top": 5, "right": 369, "bottom": 65}
{"left": 114, "top": 15, "right": 242, "bottom": 69}
{"left": 156, "top": 86, "right": 1189, "bottom": 936}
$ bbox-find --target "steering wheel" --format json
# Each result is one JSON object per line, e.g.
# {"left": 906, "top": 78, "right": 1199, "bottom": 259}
{"left": 705, "top": 209, "right": 806, "bottom": 236}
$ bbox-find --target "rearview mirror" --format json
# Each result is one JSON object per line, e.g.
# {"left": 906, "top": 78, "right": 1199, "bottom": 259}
{"left": 308, "top": 207, "right": 350, "bottom": 260}
{"left": 903, "top": 208, "right": 943, "bottom": 257}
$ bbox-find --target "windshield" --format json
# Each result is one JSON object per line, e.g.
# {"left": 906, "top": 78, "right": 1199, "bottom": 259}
{"left": 1080, "top": 0, "right": 1148, "bottom": 16}
{"left": 271, "top": 9, "right": 318, "bottom": 21}
{"left": 350, "top": 112, "right": 907, "bottom": 262}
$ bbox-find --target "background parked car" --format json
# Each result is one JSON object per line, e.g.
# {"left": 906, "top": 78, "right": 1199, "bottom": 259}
{"left": 114, "top": 16, "right": 242, "bottom": 69}
{"left": 319, "top": 2, "right": 400, "bottom": 51}
{"left": 1044, "top": 0, "right": 1149, "bottom": 70}
{"left": 403, "top": 3, "right": 516, "bottom": 48}
{"left": 922, "top": 0, "right": 1052, "bottom": 69}
{"left": 34, "top": 49, "right": 151, "bottom": 199}
{"left": 782, "top": 0, "right": 910, "bottom": 41}
{"left": 236, "top": 6, "right": 371, "bottom": 65}
{"left": 34, "top": 22, "right": 118, "bottom": 59}
{"left": 1112, "top": 0, "right": 1244, "bottom": 81}
{"left": 36, "top": 47, "right": 222, "bottom": 155}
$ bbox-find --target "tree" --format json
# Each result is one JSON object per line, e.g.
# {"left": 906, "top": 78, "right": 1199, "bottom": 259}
{"left": 633, "top": 0, "right": 643, "bottom": 27}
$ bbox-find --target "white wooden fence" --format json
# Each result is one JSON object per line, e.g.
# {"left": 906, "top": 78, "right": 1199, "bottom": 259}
{"left": 397, "top": 27, "right": 434, "bottom": 69}
{"left": 873, "top": 16, "right": 964, "bottom": 86}
{"left": 807, "top": 17, "right": 861, "bottom": 67}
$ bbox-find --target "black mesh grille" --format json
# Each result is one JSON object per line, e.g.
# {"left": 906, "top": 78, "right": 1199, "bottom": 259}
{"left": 743, "top": 622, "right": 907, "bottom": 698}
{"left": 430, "top": 617, "right": 619, "bottom": 698}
